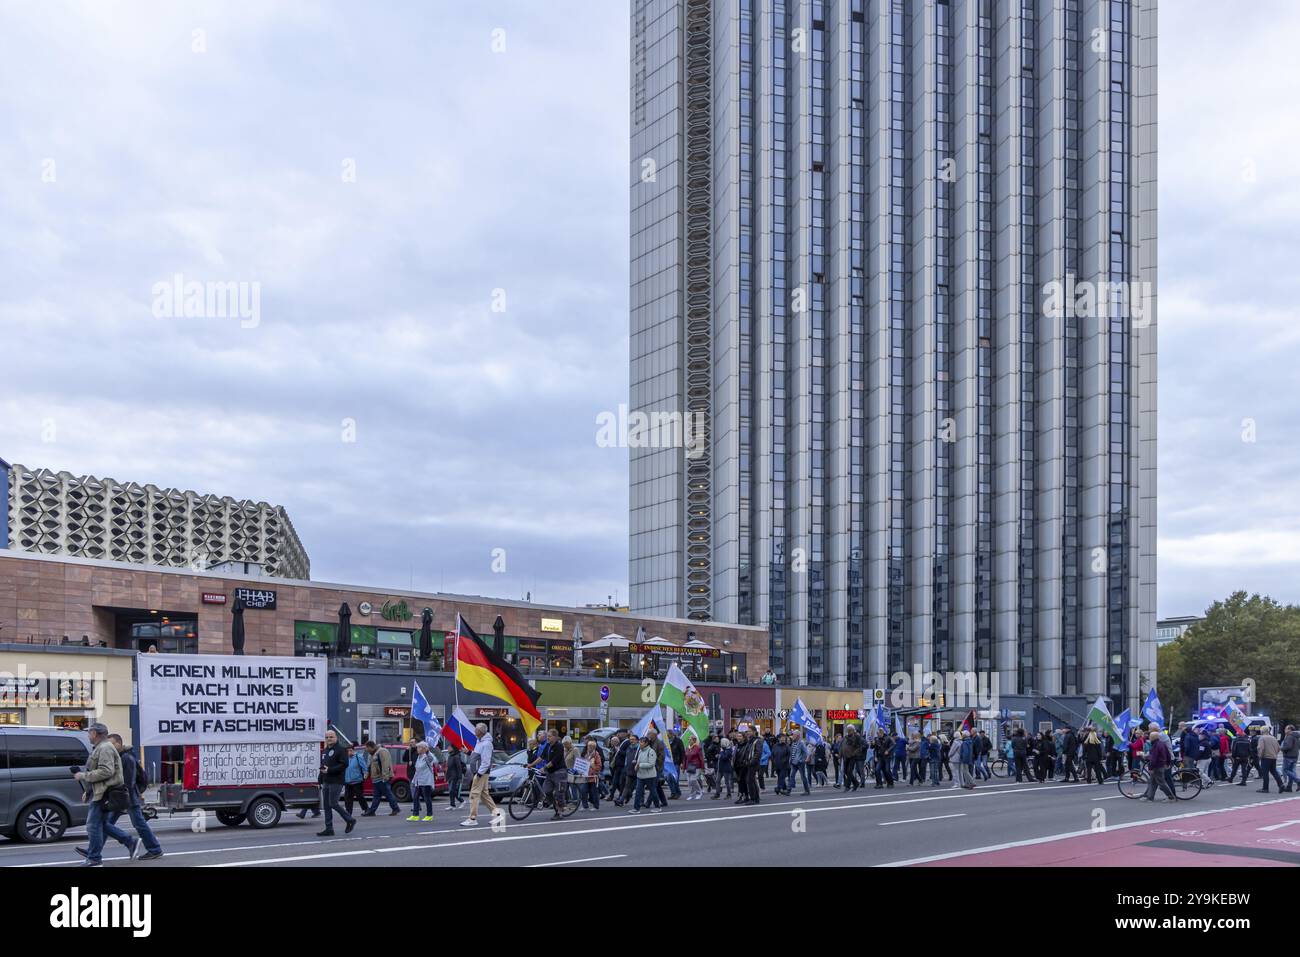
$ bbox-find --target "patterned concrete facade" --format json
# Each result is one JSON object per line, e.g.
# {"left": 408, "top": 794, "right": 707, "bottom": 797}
{"left": 3, "top": 462, "right": 310, "bottom": 580}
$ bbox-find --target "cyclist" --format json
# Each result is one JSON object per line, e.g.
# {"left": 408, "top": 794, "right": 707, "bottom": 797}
{"left": 540, "top": 728, "right": 569, "bottom": 820}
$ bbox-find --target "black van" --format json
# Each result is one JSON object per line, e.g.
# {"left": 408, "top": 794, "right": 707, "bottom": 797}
{"left": 0, "top": 726, "right": 93, "bottom": 843}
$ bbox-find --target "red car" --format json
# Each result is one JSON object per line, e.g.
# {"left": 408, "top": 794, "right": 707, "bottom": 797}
{"left": 361, "top": 744, "right": 448, "bottom": 802}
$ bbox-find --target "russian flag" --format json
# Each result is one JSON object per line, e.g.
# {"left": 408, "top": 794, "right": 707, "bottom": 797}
{"left": 442, "top": 707, "right": 479, "bottom": 751}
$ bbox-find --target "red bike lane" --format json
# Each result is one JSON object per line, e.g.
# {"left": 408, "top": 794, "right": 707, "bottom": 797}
{"left": 916, "top": 795, "right": 1300, "bottom": 867}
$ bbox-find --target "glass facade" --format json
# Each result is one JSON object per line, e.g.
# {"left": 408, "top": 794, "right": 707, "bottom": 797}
{"left": 628, "top": 0, "right": 1155, "bottom": 704}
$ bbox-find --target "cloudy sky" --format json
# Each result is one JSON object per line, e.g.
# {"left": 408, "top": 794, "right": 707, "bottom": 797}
{"left": 1, "top": 1, "right": 1297, "bottom": 620}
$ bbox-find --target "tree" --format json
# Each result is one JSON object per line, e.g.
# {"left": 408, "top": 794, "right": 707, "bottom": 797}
{"left": 1156, "top": 591, "right": 1300, "bottom": 726}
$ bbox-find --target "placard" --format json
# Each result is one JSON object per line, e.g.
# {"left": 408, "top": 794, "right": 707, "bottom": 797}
{"left": 196, "top": 742, "right": 320, "bottom": 787}
{"left": 137, "top": 653, "right": 326, "bottom": 745}
{"left": 571, "top": 757, "right": 591, "bottom": 778}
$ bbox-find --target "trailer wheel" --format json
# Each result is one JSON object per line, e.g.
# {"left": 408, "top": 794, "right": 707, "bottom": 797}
{"left": 216, "top": 810, "right": 247, "bottom": 827}
{"left": 246, "top": 796, "right": 282, "bottom": 829}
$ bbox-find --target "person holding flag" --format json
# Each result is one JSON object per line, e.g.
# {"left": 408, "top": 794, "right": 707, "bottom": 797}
{"left": 410, "top": 680, "right": 443, "bottom": 747}
{"left": 658, "top": 663, "right": 709, "bottom": 755}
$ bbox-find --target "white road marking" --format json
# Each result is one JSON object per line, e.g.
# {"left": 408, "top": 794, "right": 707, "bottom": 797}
{"left": 1256, "top": 819, "right": 1300, "bottom": 831}
{"left": 203, "top": 783, "right": 1098, "bottom": 867}
{"left": 877, "top": 795, "right": 1300, "bottom": 866}
{"left": 1091, "top": 795, "right": 1125, "bottom": 801}
{"left": 878, "top": 813, "right": 966, "bottom": 826}
{"left": 6, "top": 781, "right": 1044, "bottom": 867}
{"left": 526, "top": 854, "right": 627, "bottom": 867}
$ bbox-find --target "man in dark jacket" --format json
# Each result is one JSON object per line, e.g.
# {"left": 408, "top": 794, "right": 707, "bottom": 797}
{"left": 741, "top": 730, "right": 763, "bottom": 805}
{"left": 611, "top": 732, "right": 632, "bottom": 805}
{"left": 1228, "top": 731, "right": 1252, "bottom": 785}
{"left": 317, "top": 730, "right": 357, "bottom": 836}
{"left": 732, "top": 732, "right": 750, "bottom": 804}
{"left": 770, "top": 735, "right": 791, "bottom": 795}
{"left": 1059, "top": 726, "right": 1079, "bottom": 782}
{"left": 541, "top": 728, "right": 569, "bottom": 819}
{"left": 667, "top": 731, "right": 685, "bottom": 798}
{"left": 1012, "top": 729, "right": 1030, "bottom": 782}
{"left": 1280, "top": 725, "right": 1299, "bottom": 793}
{"left": 840, "top": 730, "right": 861, "bottom": 791}
{"left": 873, "top": 733, "right": 895, "bottom": 788}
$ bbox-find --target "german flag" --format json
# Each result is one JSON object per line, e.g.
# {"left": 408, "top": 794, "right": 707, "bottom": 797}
{"left": 453, "top": 614, "right": 542, "bottom": 738}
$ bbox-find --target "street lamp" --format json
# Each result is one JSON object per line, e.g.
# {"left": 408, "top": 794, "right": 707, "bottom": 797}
{"left": 731, "top": 665, "right": 737, "bottom": 685}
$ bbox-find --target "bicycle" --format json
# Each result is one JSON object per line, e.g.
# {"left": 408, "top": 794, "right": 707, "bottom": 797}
{"left": 1117, "top": 764, "right": 1201, "bottom": 800}
{"left": 507, "top": 767, "right": 580, "bottom": 821}
{"left": 989, "top": 756, "right": 1009, "bottom": 778}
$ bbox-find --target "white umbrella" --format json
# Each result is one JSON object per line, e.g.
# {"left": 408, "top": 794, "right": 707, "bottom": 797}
{"left": 583, "top": 634, "right": 630, "bottom": 650}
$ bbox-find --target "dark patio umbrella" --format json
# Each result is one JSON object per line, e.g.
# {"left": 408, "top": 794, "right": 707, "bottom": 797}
{"left": 419, "top": 607, "right": 433, "bottom": 661}
{"left": 336, "top": 602, "right": 352, "bottom": 656}
{"left": 492, "top": 615, "right": 505, "bottom": 656}
{"left": 231, "top": 598, "right": 246, "bottom": 656}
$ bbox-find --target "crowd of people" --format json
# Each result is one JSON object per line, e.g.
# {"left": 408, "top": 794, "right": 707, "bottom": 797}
{"left": 69, "top": 714, "right": 1300, "bottom": 862}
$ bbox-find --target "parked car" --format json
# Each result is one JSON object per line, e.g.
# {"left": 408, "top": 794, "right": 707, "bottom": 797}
{"left": 0, "top": 726, "right": 92, "bottom": 843}
{"left": 488, "top": 750, "right": 530, "bottom": 797}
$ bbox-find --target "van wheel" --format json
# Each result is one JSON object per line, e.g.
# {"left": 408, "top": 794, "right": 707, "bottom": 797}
{"left": 246, "top": 796, "right": 282, "bottom": 829}
{"left": 17, "top": 801, "right": 69, "bottom": 843}
{"left": 216, "top": 810, "right": 247, "bottom": 827}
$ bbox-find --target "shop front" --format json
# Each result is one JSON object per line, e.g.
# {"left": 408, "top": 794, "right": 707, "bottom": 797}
{"left": 698, "top": 684, "right": 777, "bottom": 735}
{"left": 0, "top": 644, "right": 135, "bottom": 741}
{"left": 773, "top": 688, "right": 869, "bottom": 740}
{"left": 328, "top": 669, "right": 532, "bottom": 754}
{"left": 529, "top": 677, "right": 652, "bottom": 739}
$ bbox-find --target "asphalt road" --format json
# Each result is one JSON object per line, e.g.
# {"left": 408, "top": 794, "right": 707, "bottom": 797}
{"left": 4, "top": 777, "right": 1297, "bottom": 868}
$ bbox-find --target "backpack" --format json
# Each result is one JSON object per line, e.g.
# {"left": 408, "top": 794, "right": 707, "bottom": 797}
{"left": 134, "top": 757, "right": 148, "bottom": 794}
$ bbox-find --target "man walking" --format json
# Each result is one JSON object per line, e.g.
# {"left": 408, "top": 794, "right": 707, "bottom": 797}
{"left": 73, "top": 723, "right": 136, "bottom": 866}
{"left": 742, "top": 729, "right": 762, "bottom": 805}
{"left": 1227, "top": 730, "right": 1252, "bottom": 785}
{"left": 316, "top": 729, "right": 357, "bottom": 836}
{"left": 1060, "top": 726, "right": 1080, "bottom": 782}
{"left": 1280, "top": 725, "right": 1299, "bottom": 793}
{"left": 1142, "top": 730, "right": 1177, "bottom": 801}
{"left": 362, "top": 740, "right": 402, "bottom": 816}
{"left": 75, "top": 732, "right": 158, "bottom": 863}
{"left": 343, "top": 743, "right": 368, "bottom": 816}
{"left": 460, "top": 723, "right": 497, "bottom": 826}
{"left": 1255, "top": 726, "right": 1286, "bottom": 793}
{"left": 107, "top": 734, "right": 164, "bottom": 858}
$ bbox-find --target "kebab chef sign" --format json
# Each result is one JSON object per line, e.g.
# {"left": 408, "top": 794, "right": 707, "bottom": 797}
{"left": 137, "top": 653, "right": 327, "bottom": 746}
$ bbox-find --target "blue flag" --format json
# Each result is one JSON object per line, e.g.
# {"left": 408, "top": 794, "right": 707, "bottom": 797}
{"left": 631, "top": 703, "right": 676, "bottom": 779}
{"left": 410, "top": 680, "right": 442, "bottom": 744}
{"left": 1115, "top": 708, "right": 1133, "bottom": 741}
{"left": 789, "top": 697, "right": 824, "bottom": 745}
{"left": 1141, "top": 689, "right": 1164, "bottom": 728}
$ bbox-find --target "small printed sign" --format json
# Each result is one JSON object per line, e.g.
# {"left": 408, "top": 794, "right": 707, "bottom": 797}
{"left": 201, "top": 593, "right": 227, "bottom": 605}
